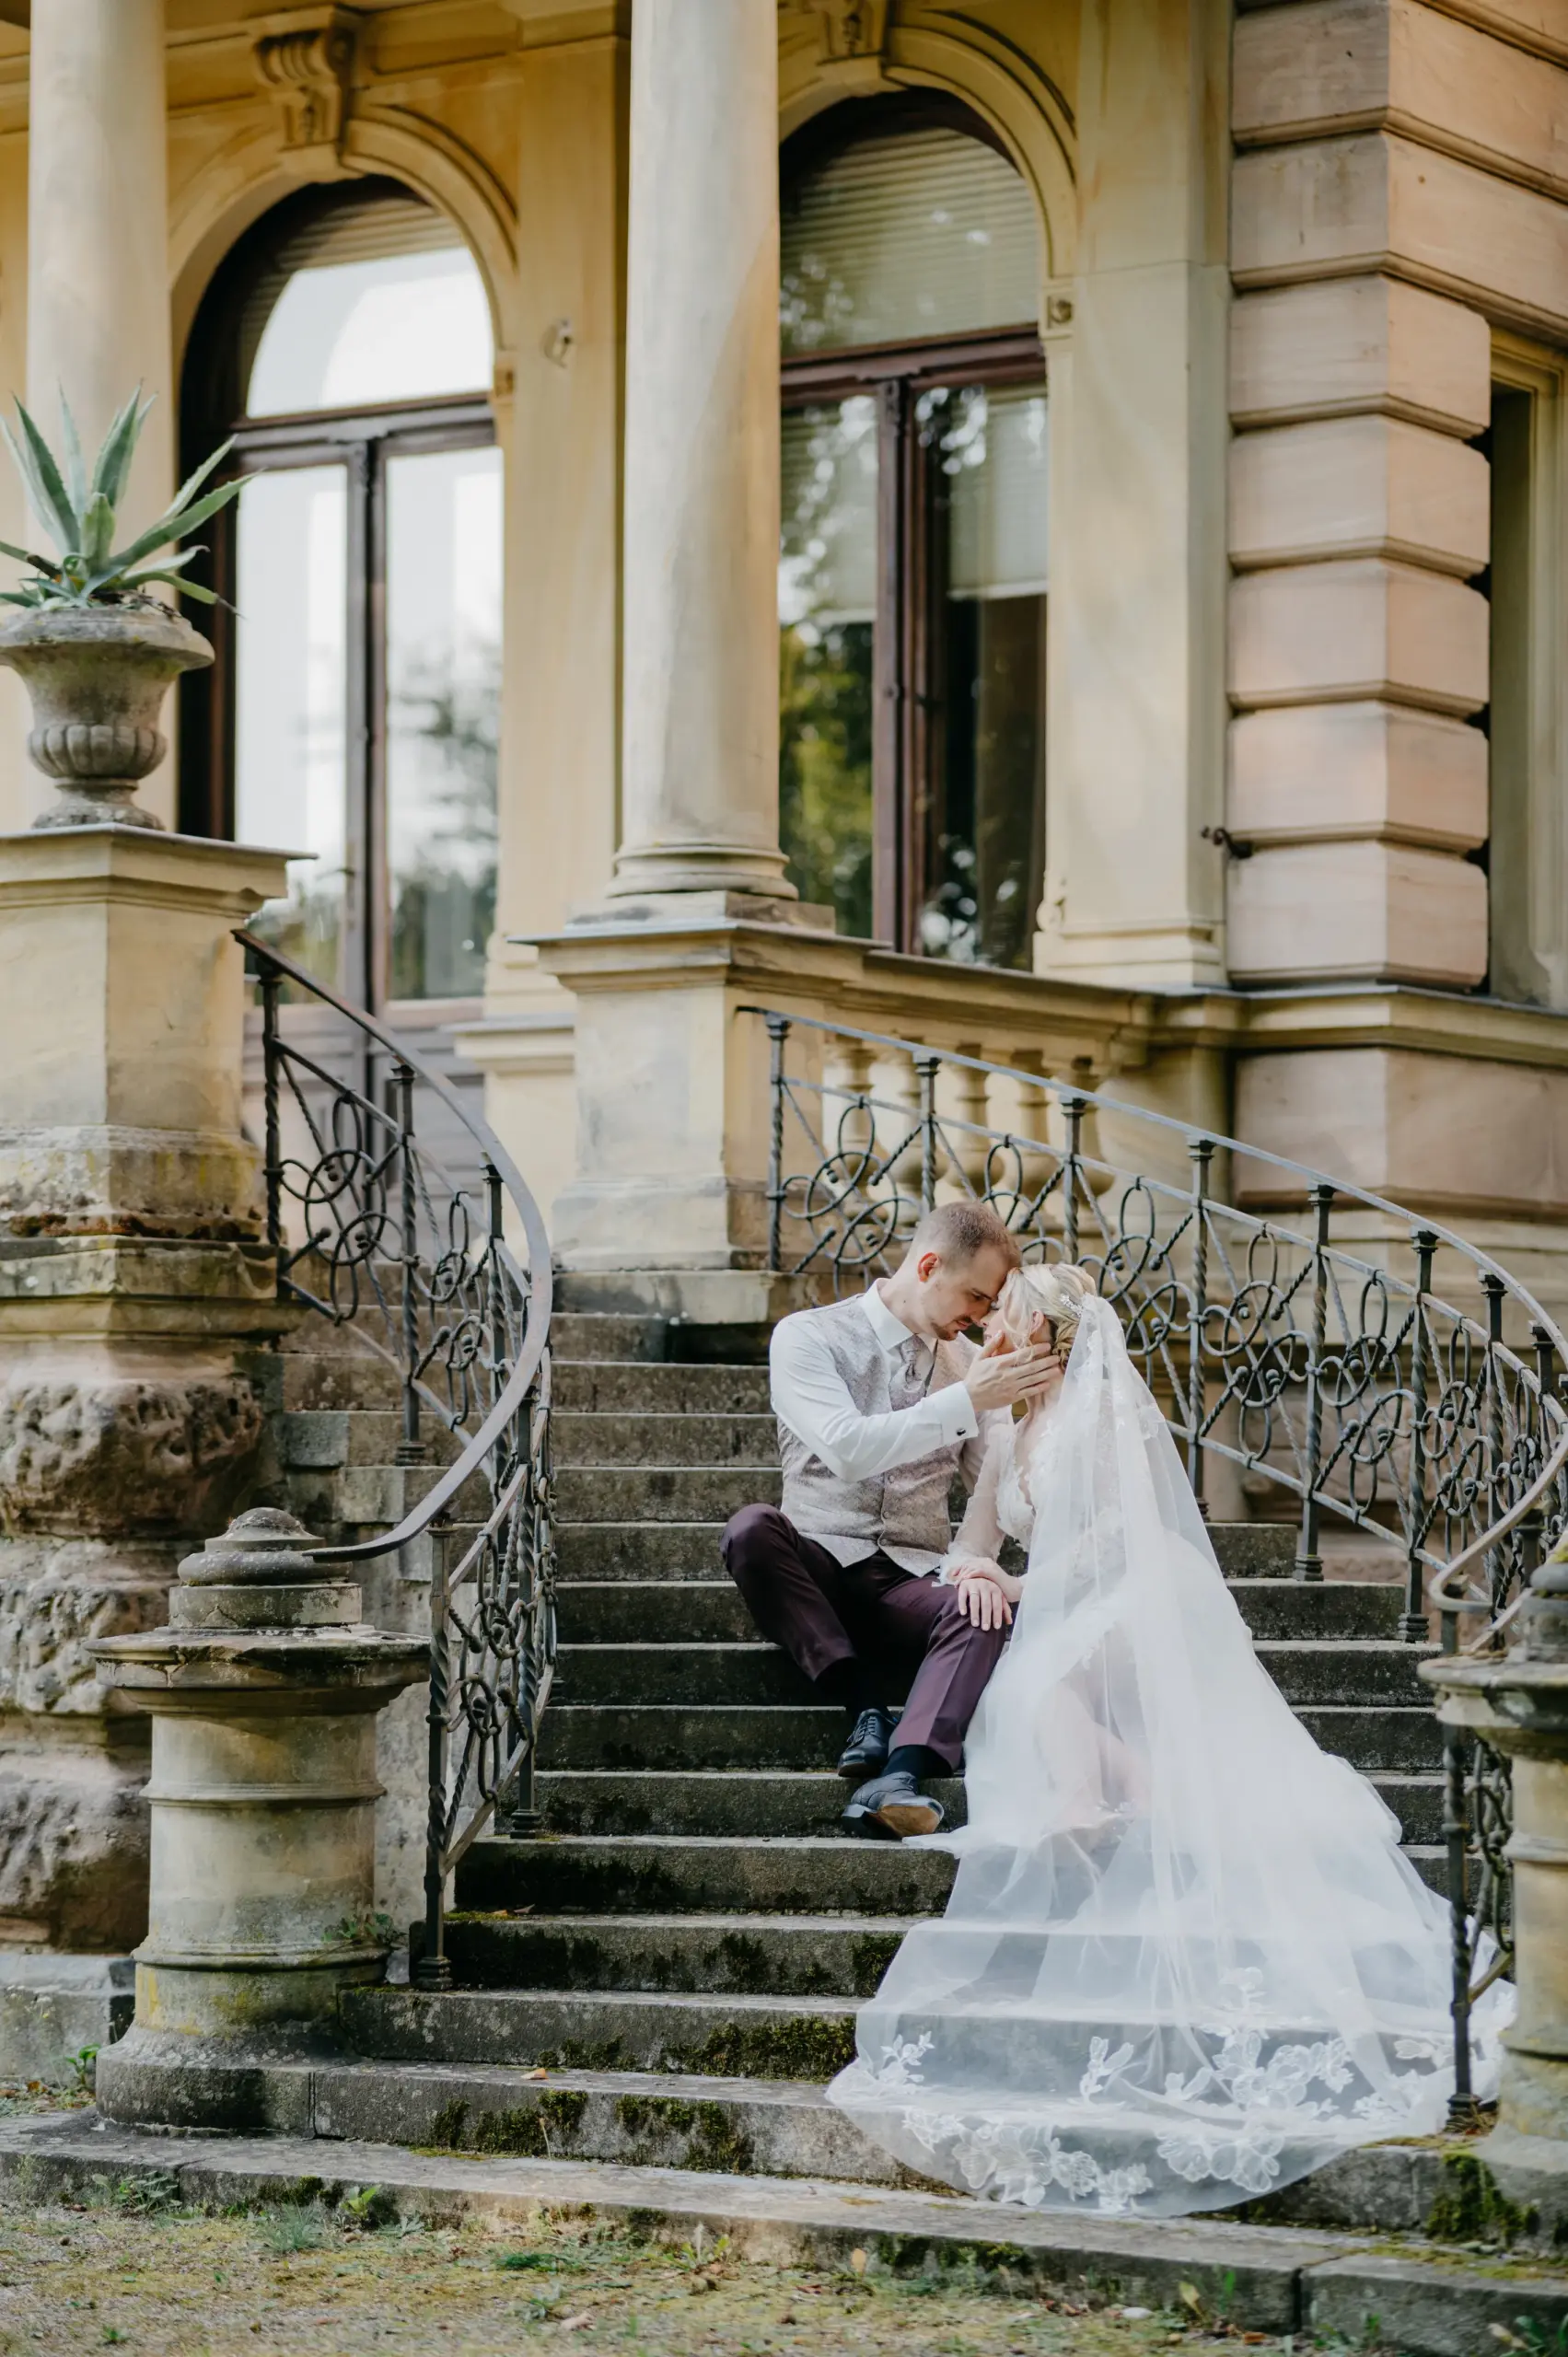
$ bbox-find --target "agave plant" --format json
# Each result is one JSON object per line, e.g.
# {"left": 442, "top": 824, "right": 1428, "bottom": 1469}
{"left": 0, "top": 388, "right": 240, "bottom": 611}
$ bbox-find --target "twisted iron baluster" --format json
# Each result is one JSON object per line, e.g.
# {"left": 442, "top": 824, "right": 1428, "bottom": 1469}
{"left": 1063, "top": 1096, "right": 1084, "bottom": 1264}
{"left": 1187, "top": 1138, "right": 1214, "bottom": 1508}
{"left": 766, "top": 1013, "right": 789, "bottom": 1273}
{"left": 917, "top": 1051, "right": 940, "bottom": 1214}
{"left": 414, "top": 1511, "right": 454, "bottom": 1992}
{"left": 1401, "top": 1228, "right": 1438, "bottom": 1642}
{"left": 259, "top": 957, "right": 284, "bottom": 1257}
{"left": 1295, "top": 1183, "right": 1335, "bottom": 1583}
{"left": 394, "top": 1060, "right": 424, "bottom": 1465}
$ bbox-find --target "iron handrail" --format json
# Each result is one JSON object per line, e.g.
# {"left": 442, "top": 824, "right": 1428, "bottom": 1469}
{"left": 747, "top": 1004, "right": 1568, "bottom": 1608}
{"left": 752, "top": 1004, "right": 1567, "bottom": 2119}
{"left": 237, "top": 927, "right": 555, "bottom": 1986}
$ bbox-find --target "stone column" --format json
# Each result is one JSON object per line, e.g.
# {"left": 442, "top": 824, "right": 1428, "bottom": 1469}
{"left": 604, "top": 0, "right": 789, "bottom": 902}
{"left": 91, "top": 1510, "right": 426, "bottom": 2132}
{"left": 26, "top": 0, "right": 176, "bottom": 827}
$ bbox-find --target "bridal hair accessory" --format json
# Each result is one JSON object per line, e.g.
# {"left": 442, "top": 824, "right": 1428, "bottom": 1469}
{"left": 996, "top": 1260, "right": 1097, "bottom": 1353}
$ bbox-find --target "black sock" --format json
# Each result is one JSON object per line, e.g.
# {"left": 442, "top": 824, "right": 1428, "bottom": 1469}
{"left": 886, "top": 1743, "right": 945, "bottom": 1783}
{"left": 816, "top": 1658, "right": 880, "bottom": 1715}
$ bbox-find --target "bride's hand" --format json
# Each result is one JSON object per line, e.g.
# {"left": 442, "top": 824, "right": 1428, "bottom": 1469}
{"left": 951, "top": 1562, "right": 1021, "bottom": 1628}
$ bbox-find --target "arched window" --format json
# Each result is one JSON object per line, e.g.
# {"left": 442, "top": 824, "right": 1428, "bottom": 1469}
{"left": 180, "top": 180, "right": 501, "bottom": 1010}
{"left": 780, "top": 101, "right": 1047, "bottom": 969}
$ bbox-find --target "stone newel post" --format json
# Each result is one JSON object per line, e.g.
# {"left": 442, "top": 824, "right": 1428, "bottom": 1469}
{"left": 1423, "top": 1547, "right": 1568, "bottom": 2201}
{"left": 89, "top": 1509, "right": 426, "bottom": 2132}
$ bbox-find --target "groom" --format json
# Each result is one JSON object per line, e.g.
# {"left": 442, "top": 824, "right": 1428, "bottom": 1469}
{"left": 721, "top": 1202, "right": 1061, "bottom": 1840}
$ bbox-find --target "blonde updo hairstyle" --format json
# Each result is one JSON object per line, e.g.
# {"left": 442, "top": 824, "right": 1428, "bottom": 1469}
{"left": 995, "top": 1261, "right": 1098, "bottom": 1356}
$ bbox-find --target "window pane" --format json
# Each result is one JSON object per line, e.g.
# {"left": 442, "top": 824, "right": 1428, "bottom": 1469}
{"left": 918, "top": 385, "right": 1049, "bottom": 970}
{"left": 386, "top": 445, "right": 502, "bottom": 1001}
{"left": 234, "top": 465, "right": 348, "bottom": 987}
{"left": 247, "top": 206, "right": 492, "bottom": 414}
{"left": 779, "top": 400, "right": 877, "bottom": 937}
{"left": 783, "top": 128, "right": 1040, "bottom": 355}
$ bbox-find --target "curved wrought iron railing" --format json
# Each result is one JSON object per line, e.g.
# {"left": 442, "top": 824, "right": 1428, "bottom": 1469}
{"left": 238, "top": 930, "right": 554, "bottom": 1992}
{"left": 751, "top": 1005, "right": 1568, "bottom": 2109}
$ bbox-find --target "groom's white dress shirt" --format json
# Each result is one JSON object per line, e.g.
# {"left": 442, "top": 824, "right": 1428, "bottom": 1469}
{"left": 769, "top": 1283, "right": 983, "bottom": 1577}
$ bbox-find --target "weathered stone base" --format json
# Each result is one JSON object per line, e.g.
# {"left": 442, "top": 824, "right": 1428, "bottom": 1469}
{"left": 0, "top": 1954, "right": 133, "bottom": 2084}
{"left": 3, "top": 2114, "right": 1566, "bottom": 2354}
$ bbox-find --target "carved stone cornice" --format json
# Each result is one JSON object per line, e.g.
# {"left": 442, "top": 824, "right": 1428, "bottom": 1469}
{"left": 253, "top": 8, "right": 360, "bottom": 158}
{"left": 812, "top": 0, "right": 889, "bottom": 60}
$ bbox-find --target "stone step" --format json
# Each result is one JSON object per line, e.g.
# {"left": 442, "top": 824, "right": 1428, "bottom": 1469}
{"left": 436, "top": 1910, "right": 911, "bottom": 1999}
{"left": 457, "top": 1834, "right": 957, "bottom": 1918}
{"left": 280, "top": 1351, "right": 405, "bottom": 1412}
{"left": 552, "top": 1314, "right": 668, "bottom": 1363}
{"left": 15, "top": 2115, "right": 1568, "bottom": 2349}
{"left": 316, "top": 2059, "right": 903, "bottom": 2185}
{"left": 343, "top": 1987, "right": 858, "bottom": 2079}
{"left": 555, "top": 1466, "right": 780, "bottom": 1523}
{"left": 552, "top": 1637, "right": 1436, "bottom": 1709}
{"left": 536, "top": 1700, "right": 1444, "bottom": 1773}
{"left": 327, "top": 1459, "right": 492, "bottom": 1527}
{"left": 533, "top": 1768, "right": 1445, "bottom": 1847}
{"left": 552, "top": 1577, "right": 1401, "bottom": 1646}
{"left": 552, "top": 1517, "right": 1307, "bottom": 1582}
{"left": 555, "top": 1411, "right": 778, "bottom": 1469}
{"left": 278, "top": 1407, "right": 468, "bottom": 1472}
{"left": 554, "top": 1362, "right": 772, "bottom": 1415}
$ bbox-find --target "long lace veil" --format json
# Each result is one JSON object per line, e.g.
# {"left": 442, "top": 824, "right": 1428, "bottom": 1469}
{"left": 828, "top": 1294, "right": 1507, "bottom": 2215}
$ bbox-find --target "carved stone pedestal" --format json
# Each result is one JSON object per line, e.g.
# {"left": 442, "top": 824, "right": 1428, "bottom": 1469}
{"left": 89, "top": 1510, "right": 426, "bottom": 2132}
{"left": 1424, "top": 1549, "right": 1568, "bottom": 2228}
{"left": 0, "top": 828, "right": 293, "bottom": 2073}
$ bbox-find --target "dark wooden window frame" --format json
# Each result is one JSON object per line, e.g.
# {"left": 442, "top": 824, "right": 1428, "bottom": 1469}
{"left": 181, "top": 396, "right": 494, "bottom": 1014}
{"left": 781, "top": 324, "right": 1046, "bottom": 952}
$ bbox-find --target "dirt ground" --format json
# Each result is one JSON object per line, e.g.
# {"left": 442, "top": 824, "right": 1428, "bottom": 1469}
{"left": 0, "top": 2171, "right": 1357, "bottom": 2357}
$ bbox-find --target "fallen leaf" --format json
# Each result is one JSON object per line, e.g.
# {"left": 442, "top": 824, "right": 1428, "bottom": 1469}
{"left": 526, "top": 2069, "right": 549, "bottom": 2083}
{"left": 849, "top": 2249, "right": 868, "bottom": 2276}
{"left": 555, "top": 2315, "right": 592, "bottom": 2333}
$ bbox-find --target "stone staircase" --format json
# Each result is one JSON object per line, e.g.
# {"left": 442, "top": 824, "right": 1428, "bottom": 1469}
{"left": 260, "top": 1306, "right": 1445, "bottom": 2190}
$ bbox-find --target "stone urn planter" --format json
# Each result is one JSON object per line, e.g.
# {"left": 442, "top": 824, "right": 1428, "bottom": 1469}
{"left": 0, "top": 602, "right": 214, "bottom": 831}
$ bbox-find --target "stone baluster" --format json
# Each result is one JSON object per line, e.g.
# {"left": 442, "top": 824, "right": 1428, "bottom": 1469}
{"left": 90, "top": 1509, "right": 426, "bottom": 2131}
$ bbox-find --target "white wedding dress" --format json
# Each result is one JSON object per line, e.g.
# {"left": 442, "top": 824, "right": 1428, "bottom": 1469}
{"left": 827, "top": 1295, "right": 1509, "bottom": 2217}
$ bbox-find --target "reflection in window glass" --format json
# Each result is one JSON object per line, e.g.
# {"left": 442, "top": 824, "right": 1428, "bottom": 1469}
{"left": 782, "top": 129, "right": 1039, "bottom": 356}
{"left": 919, "top": 385, "right": 1048, "bottom": 970}
{"left": 386, "top": 445, "right": 502, "bottom": 1001}
{"left": 234, "top": 465, "right": 348, "bottom": 986}
{"left": 248, "top": 246, "right": 492, "bottom": 415}
{"left": 779, "top": 400, "right": 877, "bottom": 937}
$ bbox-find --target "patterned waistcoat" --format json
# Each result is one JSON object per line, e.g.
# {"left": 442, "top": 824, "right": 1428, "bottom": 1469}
{"left": 777, "top": 1294, "right": 968, "bottom": 1554}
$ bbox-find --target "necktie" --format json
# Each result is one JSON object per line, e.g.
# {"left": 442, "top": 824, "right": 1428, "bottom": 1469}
{"left": 892, "top": 1337, "right": 932, "bottom": 1409}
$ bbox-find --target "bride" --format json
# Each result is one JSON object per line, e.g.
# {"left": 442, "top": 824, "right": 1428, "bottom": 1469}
{"left": 827, "top": 1261, "right": 1509, "bottom": 2217}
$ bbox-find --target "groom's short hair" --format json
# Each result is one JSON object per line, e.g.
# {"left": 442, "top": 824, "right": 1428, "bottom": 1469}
{"left": 907, "top": 1201, "right": 1022, "bottom": 1272}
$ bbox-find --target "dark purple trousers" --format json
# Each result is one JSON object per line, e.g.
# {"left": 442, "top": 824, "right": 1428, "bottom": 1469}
{"left": 720, "top": 1503, "right": 1006, "bottom": 1771}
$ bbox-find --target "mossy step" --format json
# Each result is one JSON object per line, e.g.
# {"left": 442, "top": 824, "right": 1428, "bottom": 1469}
{"left": 551, "top": 1314, "right": 668, "bottom": 1362}
{"left": 342, "top": 1986, "right": 859, "bottom": 2079}
{"left": 553, "top": 1362, "right": 772, "bottom": 1415}
{"left": 555, "top": 1411, "right": 779, "bottom": 1468}
{"left": 537, "top": 1703, "right": 845, "bottom": 1771}
{"left": 535, "top": 1699, "right": 1442, "bottom": 1774}
{"left": 552, "top": 1519, "right": 1309, "bottom": 1583}
{"left": 434, "top": 1910, "right": 915, "bottom": 1999}
{"left": 551, "top": 1638, "right": 1435, "bottom": 1709}
{"left": 456, "top": 1834, "right": 957, "bottom": 1919}
{"left": 14, "top": 2116, "right": 1568, "bottom": 2350}
{"left": 536, "top": 1769, "right": 964, "bottom": 1840}
{"left": 531, "top": 1767, "right": 1444, "bottom": 1846}
{"left": 552, "top": 1577, "right": 1401, "bottom": 1646}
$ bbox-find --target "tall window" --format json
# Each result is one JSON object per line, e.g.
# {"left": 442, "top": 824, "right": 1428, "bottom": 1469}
{"left": 780, "top": 102, "right": 1047, "bottom": 968}
{"left": 181, "top": 181, "right": 501, "bottom": 1010}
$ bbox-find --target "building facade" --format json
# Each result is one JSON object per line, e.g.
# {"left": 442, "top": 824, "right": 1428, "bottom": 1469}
{"left": 0, "top": 0, "right": 1562, "bottom": 1299}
